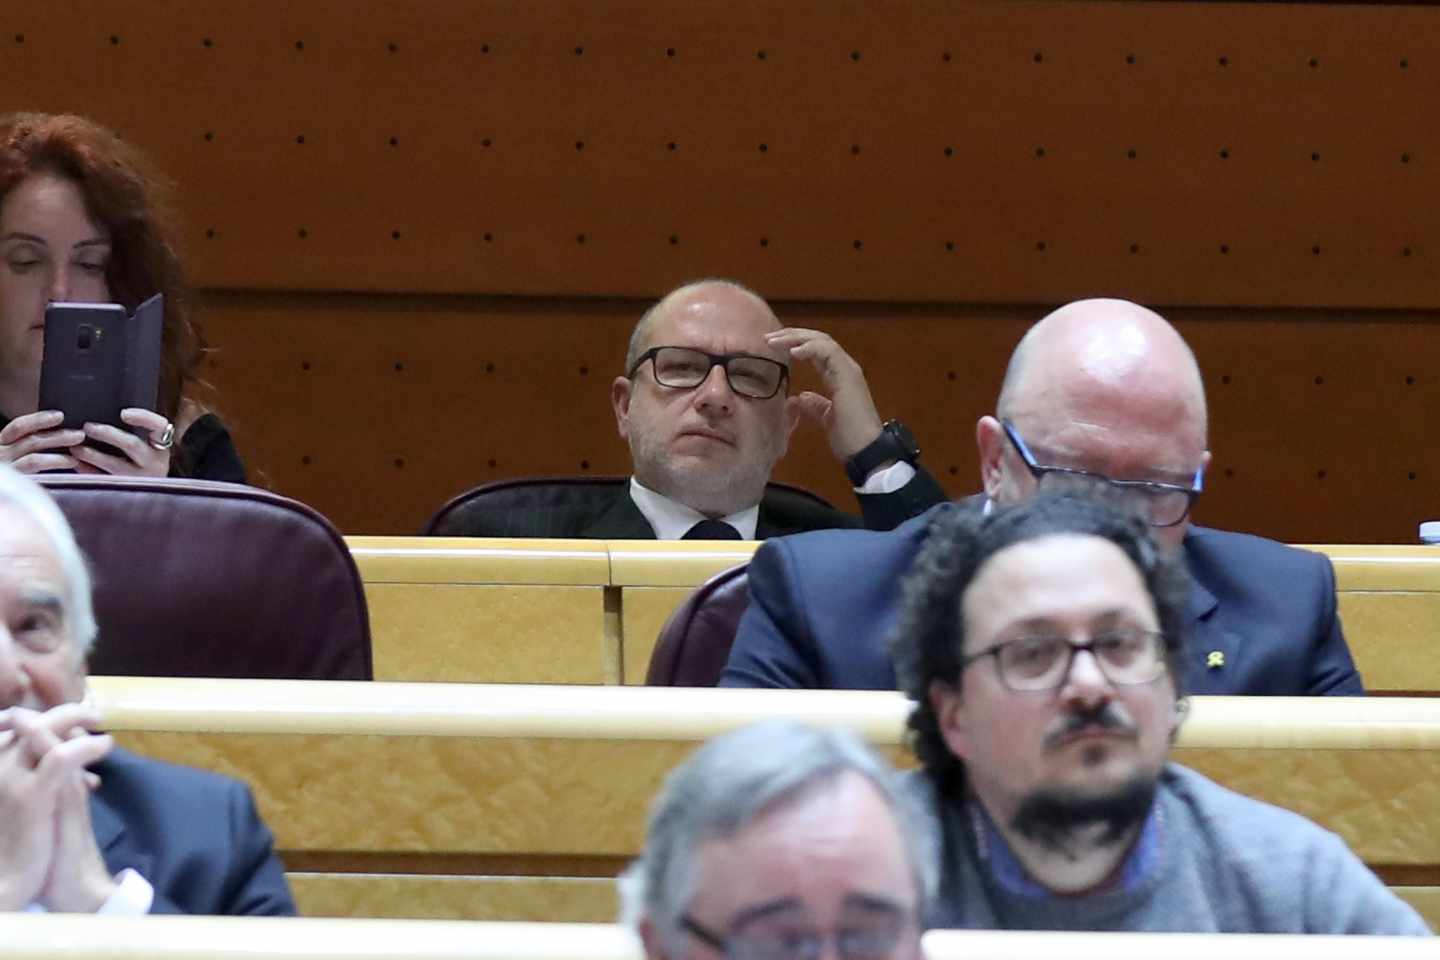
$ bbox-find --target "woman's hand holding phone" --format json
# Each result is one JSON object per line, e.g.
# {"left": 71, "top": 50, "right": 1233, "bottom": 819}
{"left": 69, "top": 407, "right": 172, "bottom": 477}
{"left": 0, "top": 410, "right": 83, "bottom": 473}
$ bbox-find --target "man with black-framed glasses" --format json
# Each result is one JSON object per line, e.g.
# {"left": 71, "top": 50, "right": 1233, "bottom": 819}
{"left": 888, "top": 493, "right": 1426, "bottom": 934}
{"left": 434, "top": 278, "right": 944, "bottom": 539}
{"left": 603, "top": 279, "right": 943, "bottom": 540}
{"left": 723, "top": 297, "right": 1363, "bottom": 697}
{"left": 455, "top": 278, "right": 947, "bottom": 540}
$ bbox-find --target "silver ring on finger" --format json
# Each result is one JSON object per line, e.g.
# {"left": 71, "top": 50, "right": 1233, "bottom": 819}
{"left": 149, "top": 422, "right": 175, "bottom": 451}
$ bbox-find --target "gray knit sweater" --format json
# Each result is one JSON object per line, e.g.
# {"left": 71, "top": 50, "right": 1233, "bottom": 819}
{"left": 906, "top": 764, "right": 1431, "bottom": 935}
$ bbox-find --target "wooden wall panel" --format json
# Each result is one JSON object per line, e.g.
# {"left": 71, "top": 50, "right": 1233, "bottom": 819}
{"left": 4, "top": 1, "right": 1440, "bottom": 306}
{"left": 8, "top": 1, "right": 1440, "bottom": 541}
{"left": 204, "top": 295, "right": 1440, "bottom": 542}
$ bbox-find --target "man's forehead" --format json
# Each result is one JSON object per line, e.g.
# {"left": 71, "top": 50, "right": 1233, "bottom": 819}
{"left": 962, "top": 535, "right": 1154, "bottom": 635}
{"left": 647, "top": 285, "right": 782, "bottom": 352}
{"left": 0, "top": 508, "right": 67, "bottom": 589}
{"left": 695, "top": 772, "right": 916, "bottom": 908}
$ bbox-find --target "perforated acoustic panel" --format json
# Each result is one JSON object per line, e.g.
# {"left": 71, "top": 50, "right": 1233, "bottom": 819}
{"left": 7, "top": 2, "right": 1440, "bottom": 539}
{"left": 5, "top": 1, "right": 1440, "bottom": 305}
{"left": 199, "top": 296, "right": 1440, "bottom": 543}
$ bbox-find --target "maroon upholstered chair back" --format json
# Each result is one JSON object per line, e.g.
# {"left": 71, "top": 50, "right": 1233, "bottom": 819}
{"left": 424, "top": 475, "right": 836, "bottom": 537}
{"left": 39, "top": 476, "right": 372, "bottom": 680}
{"left": 646, "top": 563, "right": 750, "bottom": 686}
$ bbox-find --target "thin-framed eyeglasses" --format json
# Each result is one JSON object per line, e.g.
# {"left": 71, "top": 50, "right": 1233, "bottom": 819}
{"left": 959, "top": 629, "right": 1169, "bottom": 692}
{"left": 1001, "top": 420, "right": 1203, "bottom": 528}
{"left": 629, "top": 346, "right": 789, "bottom": 400}
{"left": 680, "top": 907, "right": 910, "bottom": 960}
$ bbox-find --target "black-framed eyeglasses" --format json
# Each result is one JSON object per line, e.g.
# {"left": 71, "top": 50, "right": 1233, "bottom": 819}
{"left": 628, "top": 346, "right": 789, "bottom": 400}
{"left": 960, "top": 629, "right": 1169, "bottom": 692}
{"left": 680, "top": 908, "right": 910, "bottom": 960}
{"left": 1001, "top": 420, "right": 1203, "bottom": 528}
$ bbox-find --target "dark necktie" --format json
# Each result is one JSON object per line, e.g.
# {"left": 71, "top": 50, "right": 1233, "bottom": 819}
{"left": 682, "top": 519, "right": 742, "bottom": 540}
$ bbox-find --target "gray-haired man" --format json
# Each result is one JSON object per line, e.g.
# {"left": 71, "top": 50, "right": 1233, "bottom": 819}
{"left": 0, "top": 464, "right": 293, "bottom": 915}
{"left": 622, "top": 721, "right": 932, "bottom": 960}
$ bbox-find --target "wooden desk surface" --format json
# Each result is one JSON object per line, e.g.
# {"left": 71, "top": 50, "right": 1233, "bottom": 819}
{"left": 922, "top": 930, "right": 1437, "bottom": 958}
{"left": 348, "top": 538, "right": 611, "bottom": 585}
{"left": 0, "top": 916, "right": 636, "bottom": 960}
{"left": 348, "top": 538, "right": 1440, "bottom": 590}
{"left": 90, "top": 678, "right": 1440, "bottom": 747}
{"left": 3, "top": 918, "right": 1431, "bottom": 960}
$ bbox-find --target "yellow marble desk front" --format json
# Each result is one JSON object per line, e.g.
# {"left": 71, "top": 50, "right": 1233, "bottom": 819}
{"left": 290, "top": 874, "right": 617, "bottom": 922}
{"left": 368, "top": 584, "right": 611, "bottom": 684}
{"left": 618, "top": 586, "right": 695, "bottom": 685}
{"left": 94, "top": 681, "right": 1440, "bottom": 924}
{"left": 1310, "top": 545, "right": 1440, "bottom": 693}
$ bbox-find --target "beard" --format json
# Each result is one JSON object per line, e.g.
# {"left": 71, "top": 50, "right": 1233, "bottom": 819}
{"left": 1009, "top": 772, "right": 1159, "bottom": 860}
{"left": 628, "top": 432, "right": 780, "bottom": 518}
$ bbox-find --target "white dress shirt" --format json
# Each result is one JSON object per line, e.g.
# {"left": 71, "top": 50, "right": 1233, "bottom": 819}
{"left": 628, "top": 461, "right": 916, "bottom": 540}
{"left": 629, "top": 478, "right": 760, "bottom": 539}
{"left": 24, "top": 868, "right": 154, "bottom": 915}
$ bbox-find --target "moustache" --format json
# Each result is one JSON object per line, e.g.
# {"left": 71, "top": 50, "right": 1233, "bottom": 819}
{"left": 1043, "top": 701, "right": 1137, "bottom": 749}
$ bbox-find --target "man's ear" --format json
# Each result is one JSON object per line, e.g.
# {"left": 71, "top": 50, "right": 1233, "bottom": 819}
{"left": 975, "top": 416, "right": 1006, "bottom": 498}
{"left": 612, "top": 377, "right": 634, "bottom": 440}
{"left": 1200, "top": 449, "right": 1212, "bottom": 479}
{"left": 929, "top": 677, "right": 970, "bottom": 761}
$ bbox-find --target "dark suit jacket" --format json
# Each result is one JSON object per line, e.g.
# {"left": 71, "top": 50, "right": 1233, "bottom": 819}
{"left": 434, "top": 469, "right": 947, "bottom": 538}
{"left": 92, "top": 748, "right": 296, "bottom": 915}
{"left": 720, "top": 503, "right": 1364, "bottom": 696}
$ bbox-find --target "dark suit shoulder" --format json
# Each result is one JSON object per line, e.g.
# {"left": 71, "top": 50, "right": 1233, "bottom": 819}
{"left": 1183, "top": 524, "right": 1333, "bottom": 589}
{"left": 95, "top": 747, "right": 296, "bottom": 916}
{"left": 97, "top": 748, "right": 244, "bottom": 815}
{"left": 761, "top": 500, "right": 953, "bottom": 553}
{"left": 1181, "top": 525, "right": 1361, "bottom": 696}
{"left": 756, "top": 490, "right": 863, "bottom": 537}
{"left": 722, "top": 504, "right": 954, "bottom": 689}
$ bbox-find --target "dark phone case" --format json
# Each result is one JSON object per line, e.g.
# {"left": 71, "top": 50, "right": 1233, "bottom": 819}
{"left": 37, "top": 294, "right": 164, "bottom": 454}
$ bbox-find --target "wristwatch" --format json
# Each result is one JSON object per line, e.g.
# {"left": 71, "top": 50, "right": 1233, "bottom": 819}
{"left": 845, "top": 420, "right": 921, "bottom": 486}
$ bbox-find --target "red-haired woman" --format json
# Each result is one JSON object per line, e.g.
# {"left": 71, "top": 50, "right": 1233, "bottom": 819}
{"left": 0, "top": 112, "right": 242, "bottom": 480}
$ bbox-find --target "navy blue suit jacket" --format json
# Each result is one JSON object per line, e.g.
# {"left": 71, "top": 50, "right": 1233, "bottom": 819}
{"left": 720, "top": 504, "right": 1364, "bottom": 695}
{"left": 92, "top": 748, "right": 296, "bottom": 915}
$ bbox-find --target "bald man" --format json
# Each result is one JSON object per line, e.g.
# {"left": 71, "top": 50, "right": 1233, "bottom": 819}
{"left": 436, "top": 279, "right": 943, "bottom": 539}
{"left": 722, "top": 298, "right": 1362, "bottom": 695}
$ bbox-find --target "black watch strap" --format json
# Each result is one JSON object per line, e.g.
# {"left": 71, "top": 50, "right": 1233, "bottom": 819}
{"left": 845, "top": 420, "right": 921, "bottom": 487}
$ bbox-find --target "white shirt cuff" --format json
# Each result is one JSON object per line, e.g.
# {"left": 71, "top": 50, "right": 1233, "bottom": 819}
{"left": 96, "top": 868, "right": 155, "bottom": 916}
{"left": 855, "top": 460, "right": 917, "bottom": 494}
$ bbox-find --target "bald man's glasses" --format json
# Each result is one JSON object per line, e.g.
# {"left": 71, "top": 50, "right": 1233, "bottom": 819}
{"left": 629, "top": 346, "right": 788, "bottom": 400}
{"left": 1002, "top": 420, "right": 1203, "bottom": 527}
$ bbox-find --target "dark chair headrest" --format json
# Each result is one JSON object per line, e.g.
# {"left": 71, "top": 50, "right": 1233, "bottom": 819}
{"left": 39, "top": 476, "right": 372, "bottom": 680}
{"left": 425, "top": 475, "right": 837, "bottom": 537}
{"left": 646, "top": 563, "right": 750, "bottom": 686}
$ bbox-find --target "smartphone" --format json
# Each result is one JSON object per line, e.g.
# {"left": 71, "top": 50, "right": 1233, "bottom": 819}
{"left": 38, "top": 294, "right": 164, "bottom": 454}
